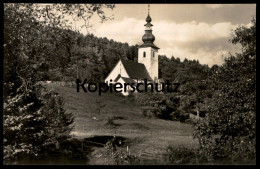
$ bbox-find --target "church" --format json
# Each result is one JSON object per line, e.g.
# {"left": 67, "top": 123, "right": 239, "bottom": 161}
{"left": 105, "top": 8, "right": 162, "bottom": 96}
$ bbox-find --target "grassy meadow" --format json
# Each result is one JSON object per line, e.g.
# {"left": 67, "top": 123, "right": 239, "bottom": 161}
{"left": 46, "top": 83, "right": 199, "bottom": 164}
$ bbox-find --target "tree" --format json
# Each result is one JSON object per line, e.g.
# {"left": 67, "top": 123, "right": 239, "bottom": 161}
{"left": 194, "top": 18, "right": 256, "bottom": 164}
{"left": 3, "top": 3, "right": 115, "bottom": 163}
{"left": 158, "top": 55, "right": 211, "bottom": 120}
{"left": 135, "top": 91, "right": 166, "bottom": 118}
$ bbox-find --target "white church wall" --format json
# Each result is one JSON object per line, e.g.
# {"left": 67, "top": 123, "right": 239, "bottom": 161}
{"left": 151, "top": 48, "right": 159, "bottom": 81}
{"left": 138, "top": 47, "right": 158, "bottom": 81}
{"left": 116, "top": 78, "right": 130, "bottom": 96}
{"left": 138, "top": 47, "right": 152, "bottom": 75}
{"left": 105, "top": 60, "right": 129, "bottom": 84}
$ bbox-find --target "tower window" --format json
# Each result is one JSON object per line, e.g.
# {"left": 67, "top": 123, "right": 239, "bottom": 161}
{"left": 143, "top": 52, "right": 146, "bottom": 58}
{"left": 153, "top": 51, "right": 155, "bottom": 57}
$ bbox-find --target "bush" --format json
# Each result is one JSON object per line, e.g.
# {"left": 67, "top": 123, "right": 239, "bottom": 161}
{"left": 4, "top": 86, "right": 74, "bottom": 164}
{"left": 135, "top": 92, "right": 181, "bottom": 121}
{"left": 164, "top": 145, "right": 201, "bottom": 164}
{"left": 179, "top": 113, "right": 189, "bottom": 123}
{"left": 6, "top": 138, "right": 91, "bottom": 164}
{"left": 171, "top": 109, "right": 189, "bottom": 122}
{"left": 108, "top": 149, "right": 141, "bottom": 165}
{"left": 104, "top": 136, "right": 140, "bottom": 165}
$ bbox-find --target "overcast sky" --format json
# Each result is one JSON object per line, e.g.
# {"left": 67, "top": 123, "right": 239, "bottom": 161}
{"left": 80, "top": 4, "right": 256, "bottom": 67}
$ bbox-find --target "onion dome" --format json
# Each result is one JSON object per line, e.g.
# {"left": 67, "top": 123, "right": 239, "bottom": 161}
{"left": 142, "top": 30, "right": 155, "bottom": 43}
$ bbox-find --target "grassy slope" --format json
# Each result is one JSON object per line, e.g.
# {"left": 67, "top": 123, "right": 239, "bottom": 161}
{"left": 46, "top": 83, "right": 199, "bottom": 164}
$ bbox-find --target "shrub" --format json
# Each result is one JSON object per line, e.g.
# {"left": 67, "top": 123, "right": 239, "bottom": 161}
{"left": 163, "top": 145, "right": 209, "bottom": 164}
{"left": 8, "top": 138, "right": 91, "bottom": 164}
{"left": 179, "top": 112, "right": 189, "bottom": 123}
{"left": 4, "top": 86, "right": 74, "bottom": 164}
{"left": 104, "top": 136, "right": 140, "bottom": 165}
{"left": 109, "top": 149, "right": 141, "bottom": 165}
{"left": 135, "top": 92, "right": 181, "bottom": 120}
{"left": 164, "top": 145, "right": 198, "bottom": 164}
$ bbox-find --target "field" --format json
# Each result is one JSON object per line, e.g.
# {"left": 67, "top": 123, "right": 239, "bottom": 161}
{"left": 46, "top": 83, "right": 199, "bottom": 164}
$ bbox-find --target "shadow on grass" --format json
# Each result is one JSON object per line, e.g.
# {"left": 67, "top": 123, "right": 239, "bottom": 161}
{"left": 105, "top": 116, "right": 127, "bottom": 128}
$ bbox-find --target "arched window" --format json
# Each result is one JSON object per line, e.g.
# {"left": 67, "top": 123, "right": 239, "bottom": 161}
{"left": 152, "top": 51, "right": 155, "bottom": 57}
{"left": 143, "top": 51, "right": 146, "bottom": 58}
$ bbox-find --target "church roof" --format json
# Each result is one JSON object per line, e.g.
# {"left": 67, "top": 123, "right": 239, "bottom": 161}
{"left": 114, "top": 74, "right": 121, "bottom": 82}
{"left": 120, "top": 77, "right": 136, "bottom": 84}
{"left": 114, "top": 74, "right": 136, "bottom": 84}
{"left": 121, "top": 59, "right": 153, "bottom": 81}
{"left": 138, "top": 42, "right": 160, "bottom": 49}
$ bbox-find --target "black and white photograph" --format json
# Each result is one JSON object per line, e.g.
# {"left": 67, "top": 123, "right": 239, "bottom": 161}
{"left": 3, "top": 3, "right": 256, "bottom": 165}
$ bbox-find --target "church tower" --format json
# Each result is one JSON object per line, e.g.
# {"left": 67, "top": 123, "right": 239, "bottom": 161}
{"left": 138, "top": 5, "right": 159, "bottom": 81}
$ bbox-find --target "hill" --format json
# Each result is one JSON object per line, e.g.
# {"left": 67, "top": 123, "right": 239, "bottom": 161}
{"left": 46, "top": 82, "right": 199, "bottom": 164}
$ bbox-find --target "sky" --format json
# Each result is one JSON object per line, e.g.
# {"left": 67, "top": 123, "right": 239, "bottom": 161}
{"left": 80, "top": 4, "right": 256, "bottom": 67}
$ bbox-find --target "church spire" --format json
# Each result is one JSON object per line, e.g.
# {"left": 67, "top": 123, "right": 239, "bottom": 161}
{"left": 145, "top": 4, "right": 153, "bottom": 30}
{"left": 138, "top": 4, "right": 159, "bottom": 82}
{"left": 140, "top": 4, "right": 159, "bottom": 49}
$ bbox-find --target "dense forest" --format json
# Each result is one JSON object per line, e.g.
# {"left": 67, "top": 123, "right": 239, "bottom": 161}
{"left": 25, "top": 27, "right": 139, "bottom": 83}
{"left": 4, "top": 4, "right": 255, "bottom": 164}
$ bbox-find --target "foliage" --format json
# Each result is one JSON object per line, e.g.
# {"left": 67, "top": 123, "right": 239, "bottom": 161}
{"left": 55, "top": 32, "right": 139, "bottom": 83}
{"left": 4, "top": 3, "right": 118, "bottom": 83}
{"left": 163, "top": 145, "right": 220, "bottom": 164}
{"left": 159, "top": 55, "right": 211, "bottom": 119}
{"left": 4, "top": 86, "right": 74, "bottom": 163}
{"left": 134, "top": 91, "right": 185, "bottom": 121}
{"left": 194, "top": 18, "right": 256, "bottom": 164}
{"left": 104, "top": 137, "right": 140, "bottom": 165}
{"left": 110, "top": 150, "right": 141, "bottom": 165}
{"left": 164, "top": 145, "right": 199, "bottom": 164}
{"left": 7, "top": 3, "right": 115, "bottom": 31}
{"left": 4, "top": 138, "right": 92, "bottom": 164}
{"left": 3, "top": 3, "right": 114, "bottom": 163}
{"left": 4, "top": 4, "right": 140, "bottom": 84}
{"left": 133, "top": 55, "right": 211, "bottom": 122}
{"left": 135, "top": 92, "right": 166, "bottom": 118}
